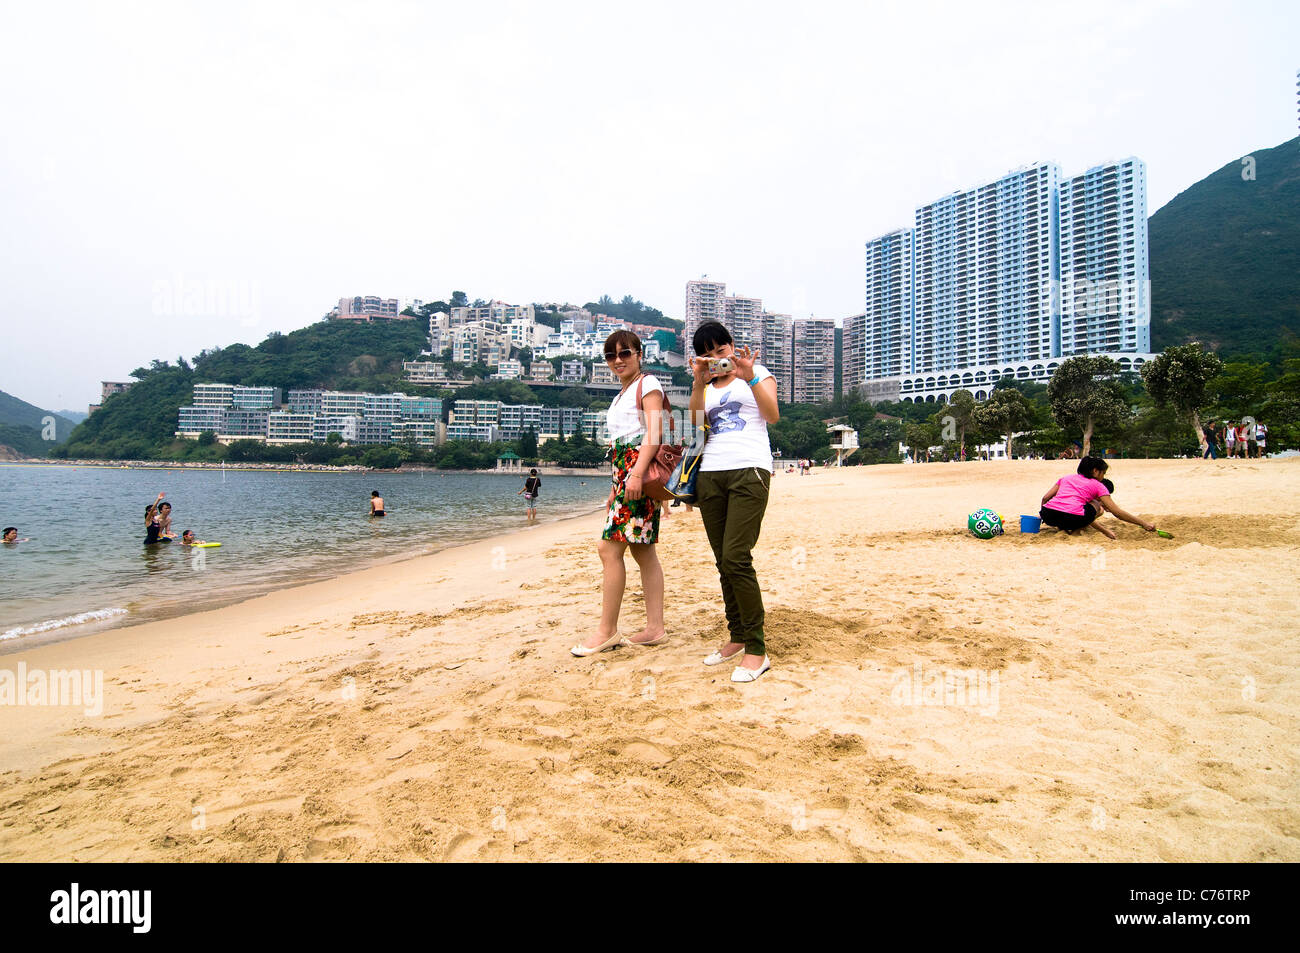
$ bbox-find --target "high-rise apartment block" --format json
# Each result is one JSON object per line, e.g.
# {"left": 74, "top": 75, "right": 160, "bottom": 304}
{"left": 791, "top": 319, "right": 836, "bottom": 404}
{"left": 683, "top": 279, "right": 806, "bottom": 402}
{"left": 850, "top": 158, "right": 1153, "bottom": 403}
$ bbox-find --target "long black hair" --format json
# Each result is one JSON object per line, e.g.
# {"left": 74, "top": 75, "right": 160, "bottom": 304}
{"left": 1077, "top": 455, "right": 1109, "bottom": 477}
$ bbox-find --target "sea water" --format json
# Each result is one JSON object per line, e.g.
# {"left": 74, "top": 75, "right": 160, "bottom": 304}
{"left": 0, "top": 465, "right": 607, "bottom": 651}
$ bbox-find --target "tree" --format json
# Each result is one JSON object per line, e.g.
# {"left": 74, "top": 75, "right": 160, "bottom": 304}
{"left": 973, "top": 388, "right": 1035, "bottom": 460}
{"left": 198, "top": 430, "right": 217, "bottom": 447}
{"left": 1140, "top": 343, "right": 1223, "bottom": 449}
{"left": 1046, "top": 356, "right": 1129, "bottom": 456}
{"left": 518, "top": 427, "right": 538, "bottom": 458}
{"left": 937, "top": 389, "right": 977, "bottom": 457}
{"left": 450, "top": 291, "right": 468, "bottom": 309}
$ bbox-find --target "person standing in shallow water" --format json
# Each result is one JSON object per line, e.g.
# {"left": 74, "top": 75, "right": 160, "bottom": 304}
{"left": 689, "top": 319, "right": 780, "bottom": 683}
{"left": 518, "top": 468, "right": 541, "bottom": 523}
{"left": 571, "top": 330, "right": 668, "bottom": 657}
{"left": 370, "top": 491, "right": 385, "bottom": 517}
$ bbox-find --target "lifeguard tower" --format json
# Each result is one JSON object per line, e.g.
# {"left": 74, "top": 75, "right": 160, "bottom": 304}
{"left": 827, "top": 424, "right": 859, "bottom": 467}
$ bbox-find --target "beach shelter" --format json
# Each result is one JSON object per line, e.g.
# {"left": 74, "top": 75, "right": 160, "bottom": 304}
{"left": 496, "top": 451, "right": 523, "bottom": 472}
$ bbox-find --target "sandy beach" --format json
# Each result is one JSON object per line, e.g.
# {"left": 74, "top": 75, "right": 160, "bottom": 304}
{"left": 1, "top": 457, "right": 1297, "bottom": 862}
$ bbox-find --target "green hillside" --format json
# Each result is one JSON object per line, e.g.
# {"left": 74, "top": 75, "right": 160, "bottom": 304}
{"left": 0, "top": 389, "right": 76, "bottom": 456}
{"left": 1150, "top": 136, "right": 1300, "bottom": 357}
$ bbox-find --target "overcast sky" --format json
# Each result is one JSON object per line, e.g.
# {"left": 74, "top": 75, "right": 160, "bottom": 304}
{"left": 1, "top": 0, "right": 1296, "bottom": 411}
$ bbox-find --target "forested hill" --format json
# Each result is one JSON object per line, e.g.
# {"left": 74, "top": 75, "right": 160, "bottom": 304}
{"left": 60, "top": 319, "right": 430, "bottom": 459}
{"left": 0, "top": 389, "right": 76, "bottom": 457}
{"left": 1150, "top": 135, "right": 1300, "bottom": 358}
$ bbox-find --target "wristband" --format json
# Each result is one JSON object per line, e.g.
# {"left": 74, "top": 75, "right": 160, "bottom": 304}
{"left": 748, "top": 375, "right": 761, "bottom": 387}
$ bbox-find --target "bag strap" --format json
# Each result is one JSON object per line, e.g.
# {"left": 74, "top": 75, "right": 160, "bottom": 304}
{"left": 633, "top": 374, "right": 676, "bottom": 437}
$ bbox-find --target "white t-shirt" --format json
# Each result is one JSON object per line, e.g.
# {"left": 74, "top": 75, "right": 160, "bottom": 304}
{"left": 700, "top": 364, "right": 774, "bottom": 472}
{"left": 605, "top": 374, "right": 664, "bottom": 442}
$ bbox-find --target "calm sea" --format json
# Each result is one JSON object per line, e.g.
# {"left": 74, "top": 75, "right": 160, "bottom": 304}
{"left": 0, "top": 465, "right": 607, "bottom": 652}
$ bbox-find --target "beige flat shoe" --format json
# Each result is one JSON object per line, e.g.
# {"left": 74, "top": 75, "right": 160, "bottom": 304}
{"left": 571, "top": 632, "right": 623, "bottom": 657}
{"left": 623, "top": 633, "right": 669, "bottom": 647}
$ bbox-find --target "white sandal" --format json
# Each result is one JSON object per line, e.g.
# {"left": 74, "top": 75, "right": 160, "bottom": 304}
{"left": 730, "top": 656, "right": 771, "bottom": 682}
{"left": 571, "top": 632, "right": 622, "bottom": 657}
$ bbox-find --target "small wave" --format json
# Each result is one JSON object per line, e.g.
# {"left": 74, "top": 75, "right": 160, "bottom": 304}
{"left": 2, "top": 607, "right": 128, "bottom": 641}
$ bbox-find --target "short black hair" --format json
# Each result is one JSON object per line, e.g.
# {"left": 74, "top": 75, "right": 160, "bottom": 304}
{"left": 1100, "top": 478, "right": 1114, "bottom": 493}
{"left": 1077, "top": 455, "right": 1108, "bottom": 477}
{"left": 372, "top": 490, "right": 380, "bottom": 496}
{"left": 2, "top": 527, "right": 16, "bottom": 536}
{"left": 692, "top": 320, "right": 733, "bottom": 356}
{"left": 529, "top": 468, "right": 538, "bottom": 475}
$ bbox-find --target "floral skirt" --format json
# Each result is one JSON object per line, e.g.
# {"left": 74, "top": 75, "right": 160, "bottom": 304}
{"left": 601, "top": 438, "right": 661, "bottom": 544}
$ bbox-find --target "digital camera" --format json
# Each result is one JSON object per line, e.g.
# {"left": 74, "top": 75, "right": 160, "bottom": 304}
{"left": 706, "top": 357, "right": 733, "bottom": 377}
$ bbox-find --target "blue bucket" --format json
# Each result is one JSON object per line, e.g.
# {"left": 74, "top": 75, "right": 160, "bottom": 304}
{"left": 1020, "top": 515, "right": 1041, "bottom": 534}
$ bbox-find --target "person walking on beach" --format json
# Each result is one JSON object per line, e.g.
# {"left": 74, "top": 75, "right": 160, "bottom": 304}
{"left": 1201, "top": 422, "right": 1219, "bottom": 460}
{"left": 370, "top": 491, "right": 385, "bottom": 517}
{"left": 571, "top": 330, "right": 668, "bottom": 656}
{"left": 1039, "top": 457, "right": 1156, "bottom": 537}
{"left": 689, "top": 320, "right": 780, "bottom": 683}
{"left": 1255, "top": 421, "right": 1267, "bottom": 458}
{"left": 518, "top": 468, "right": 541, "bottom": 523}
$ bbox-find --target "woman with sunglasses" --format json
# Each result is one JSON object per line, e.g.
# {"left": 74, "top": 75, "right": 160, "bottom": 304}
{"left": 688, "top": 320, "right": 779, "bottom": 682}
{"left": 571, "top": 330, "right": 669, "bottom": 656}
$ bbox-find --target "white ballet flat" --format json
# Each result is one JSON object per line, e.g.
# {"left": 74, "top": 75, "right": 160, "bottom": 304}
{"left": 730, "top": 656, "right": 771, "bottom": 682}
{"left": 571, "top": 633, "right": 622, "bottom": 657}
{"left": 704, "top": 647, "right": 745, "bottom": 666}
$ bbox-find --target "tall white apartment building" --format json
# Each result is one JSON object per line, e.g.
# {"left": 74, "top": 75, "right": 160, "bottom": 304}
{"left": 1058, "top": 158, "right": 1149, "bottom": 355}
{"left": 684, "top": 279, "right": 727, "bottom": 355}
{"left": 855, "top": 156, "right": 1153, "bottom": 403}
{"left": 724, "top": 297, "right": 764, "bottom": 348}
{"left": 759, "top": 311, "right": 793, "bottom": 402}
{"left": 791, "top": 319, "right": 836, "bottom": 404}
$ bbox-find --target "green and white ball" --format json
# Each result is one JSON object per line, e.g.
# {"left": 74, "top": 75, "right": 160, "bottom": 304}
{"left": 968, "top": 508, "right": 1005, "bottom": 540}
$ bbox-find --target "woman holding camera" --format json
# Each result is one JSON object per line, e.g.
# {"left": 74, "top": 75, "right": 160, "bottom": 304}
{"left": 571, "top": 330, "right": 668, "bottom": 657}
{"left": 688, "top": 320, "right": 780, "bottom": 682}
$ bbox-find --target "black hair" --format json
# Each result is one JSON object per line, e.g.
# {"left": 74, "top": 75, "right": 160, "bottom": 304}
{"left": 692, "top": 320, "right": 733, "bottom": 356}
{"left": 603, "top": 329, "right": 642, "bottom": 357}
{"left": 182, "top": 529, "right": 194, "bottom": 538}
{"left": 2, "top": 527, "right": 16, "bottom": 536}
{"left": 529, "top": 468, "right": 538, "bottom": 475}
{"left": 372, "top": 490, "right": 380, "bottom": 497}
{"left": 1077, "top": 455, "right": 1108, "bottom": 477}
{"left": 1100, "top": 478, "right": 1114, "bottom": 494}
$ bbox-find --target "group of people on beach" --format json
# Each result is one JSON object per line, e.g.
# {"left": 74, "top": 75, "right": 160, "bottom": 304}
{"left": 570, "top": 321, "right": 780, "bottom": 683}
{"left": 1200, "top": 420, "right": 1267, "bottom": 460}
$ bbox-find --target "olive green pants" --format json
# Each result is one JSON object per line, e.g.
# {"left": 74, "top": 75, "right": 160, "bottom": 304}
{"left": 696, "top": 466, "right": 770, "bottom": 656}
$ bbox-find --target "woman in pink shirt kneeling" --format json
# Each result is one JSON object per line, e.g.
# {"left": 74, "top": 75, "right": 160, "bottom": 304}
{"left": 1040, "top": 456, "right": 1156, "bottom": 537}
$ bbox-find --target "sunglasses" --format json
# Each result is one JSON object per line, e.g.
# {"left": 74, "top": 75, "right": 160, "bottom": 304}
{"left": 604, "top": 348, "right": 636, "bottom": 362}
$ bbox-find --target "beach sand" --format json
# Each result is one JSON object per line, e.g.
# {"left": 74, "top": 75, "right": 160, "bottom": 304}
{"left": 2, "top": 458, "right": 1297, "bottom": 861}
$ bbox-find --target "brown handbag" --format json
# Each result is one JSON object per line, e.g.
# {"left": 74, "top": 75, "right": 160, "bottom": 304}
{"left": 634, "top": 375, "right": 684, "bottom": 501}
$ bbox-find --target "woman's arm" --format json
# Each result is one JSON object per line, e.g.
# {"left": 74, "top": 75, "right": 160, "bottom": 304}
{"left": 1041, "top": 482, "right": 1059, "bottom": 505}
{"left": 729, "top": 347, "right": 779, "bottom": 423}
{"left": 687, "top": 357, "right": 708, "bottom": 427}
{"left": 625, "top": 390, "right": 664, "bottom": 501}
{"left": 1098, "top": 495, "right": 1155, "bottom": 531}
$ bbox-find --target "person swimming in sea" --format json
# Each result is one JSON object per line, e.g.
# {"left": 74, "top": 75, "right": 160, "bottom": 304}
{"left": 144, "top": 493, "right": 172, "bottom": 544}
{"left": 369, "top": 491, "right": 385, "bottom": 518}
{"left": 3, "top": 527, "right": 29, "bottom": 544}
{"left": 180, "top": 530, "right": 207, "bottom": 545}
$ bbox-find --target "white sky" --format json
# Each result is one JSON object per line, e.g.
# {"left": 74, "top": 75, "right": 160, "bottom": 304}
{"left": 1, "top": 0, "right": 1297, "bottom": 411}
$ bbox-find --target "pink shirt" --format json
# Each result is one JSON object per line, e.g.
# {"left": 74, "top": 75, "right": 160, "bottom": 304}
{"left": 1044, "top": 474, "right": 1109, "bottom": 516}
